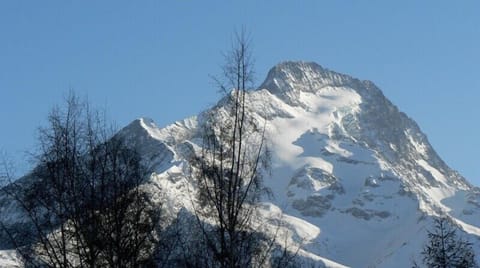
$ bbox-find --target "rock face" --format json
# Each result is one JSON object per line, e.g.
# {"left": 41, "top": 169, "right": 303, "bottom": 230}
{"left": 146, "top": 61, "right": 480, "bottom": 267}
{"left": 2, "top": 61, "right": 480, "bottom": 267}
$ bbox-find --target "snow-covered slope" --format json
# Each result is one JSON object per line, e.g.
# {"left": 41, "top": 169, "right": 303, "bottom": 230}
{"left": 145, "top": 61, "right": 480, "bottom": 267}
{"left": 2, "top": 61, "right": 480, "bottom": 267}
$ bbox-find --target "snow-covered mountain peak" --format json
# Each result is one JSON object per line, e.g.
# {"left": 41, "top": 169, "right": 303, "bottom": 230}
{"left": 246, "top": 61, "right": 480, "bottom": 266}
{"left": 259, "top": 61, "right": 371, "bottom": 106}
{"left": 119, "top": 117, "right": 156, "bottom": 138}
{"left": 258, "top": 61, "right": 470, "bottom": 188}
{"left": 127, "top": 62, "right": 472, "bottom": 233}
{"left": 2, "top": 61, "right": 480, "bottom": 267}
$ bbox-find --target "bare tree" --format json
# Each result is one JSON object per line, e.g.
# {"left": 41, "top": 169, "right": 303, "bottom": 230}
{"left": 1, "top": 93, "right": 162, "bottom": 267}
{"left": 188, "top": 29, "right": 277, "bottom": 268}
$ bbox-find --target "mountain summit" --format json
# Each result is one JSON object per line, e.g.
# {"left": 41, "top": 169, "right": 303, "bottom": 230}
{"left": 131, "top": 61, "right": 480, "bottom": 267}
{"left": 2, "top": 61, "right": 479, "bottom": 267}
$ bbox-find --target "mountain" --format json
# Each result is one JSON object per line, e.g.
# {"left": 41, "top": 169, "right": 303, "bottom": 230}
{"left": 2, "top": 61, "right": 480, "bottom": 267}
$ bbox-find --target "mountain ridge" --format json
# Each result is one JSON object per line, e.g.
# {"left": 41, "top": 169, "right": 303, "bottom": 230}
{"left": 2, "top": 61, "right": 479, "bottom": 267}
{"left": 123, "top": 61, "right": 479, "bottom": 266}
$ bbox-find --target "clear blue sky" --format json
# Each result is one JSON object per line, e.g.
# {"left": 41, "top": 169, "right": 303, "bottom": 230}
{"left": 1, "top": 1, "right": 479, "bottom": 185}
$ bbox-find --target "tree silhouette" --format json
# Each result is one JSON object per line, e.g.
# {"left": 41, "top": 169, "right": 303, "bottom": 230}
{"left": 421, "top": 217, "right": 477, "bottom": 268}
{"left": 1, "top": 93, "right": 162, "bottom": 267}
